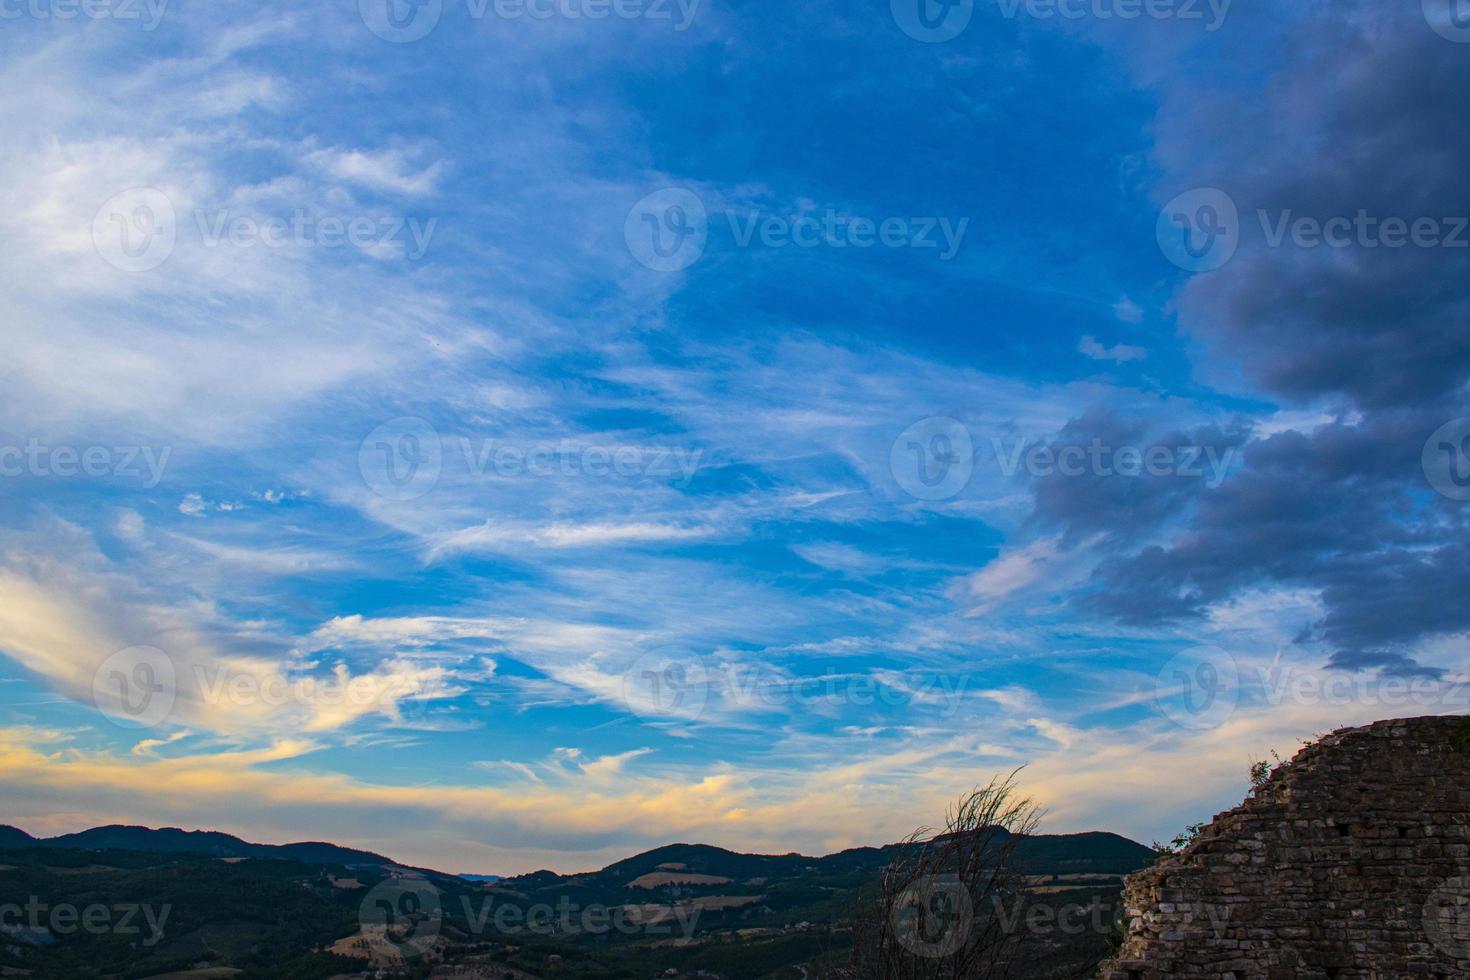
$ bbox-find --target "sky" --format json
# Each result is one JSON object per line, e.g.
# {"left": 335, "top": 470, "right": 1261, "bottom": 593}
{"left": 0, "top": 0, "right": 1467, "bottom": 875}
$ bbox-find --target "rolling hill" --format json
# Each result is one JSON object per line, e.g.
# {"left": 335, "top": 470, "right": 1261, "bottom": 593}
{"left": 0, "top": 822, "right": 1156, "bottom": 978}
{"left": 0, "top": 823, "right": 406, "bottom": 869}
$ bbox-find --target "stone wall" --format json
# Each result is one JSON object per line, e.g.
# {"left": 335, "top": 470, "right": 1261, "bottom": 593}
{"left": 1098, "top": 715, "right": 1470, "bottom": 980}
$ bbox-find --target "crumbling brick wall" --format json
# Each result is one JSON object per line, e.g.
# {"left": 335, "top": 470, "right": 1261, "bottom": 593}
{"left": 1099, "top": 715, "right": 1470, "bottom": 980}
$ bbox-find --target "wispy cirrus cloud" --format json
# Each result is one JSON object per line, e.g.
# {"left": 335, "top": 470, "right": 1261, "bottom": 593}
{"left": 0, "top": 0, "right": 1462, "bottom": 874}
{"left": 301, "top": 145, "right": 447, "bottom": 197}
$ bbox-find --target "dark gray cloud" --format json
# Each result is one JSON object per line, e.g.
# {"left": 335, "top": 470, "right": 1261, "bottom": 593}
{"left": 1171, "top": 4, "right": 1470, "bottom": 409}
{"left": 1025, "top": 407, "right": 1253, "bottom": 546}
{"left": 1051, "top": 3, "right": 1470, "bottom": 674}
{"left": 1079, "top": 412, "right": 1470, "bottom": 674}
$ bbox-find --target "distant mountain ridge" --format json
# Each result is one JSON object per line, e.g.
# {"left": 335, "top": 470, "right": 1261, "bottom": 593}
{"left": 0, "top": 823, "right": 406, "bottom": 870}
{"left": 0, "top": 823, "right": 1155, "bottom": 980}
{"left": 0, "top": 824, "right": 37, "bottom": 849}
{"left": 0, "top": 821, "right": 1153, "bottom": 978}
{"left": 0, "top": 822, "right": 1154, "bottom": 884}
{"left": 501, "top": 829, "right": 1156, "bottom": 889}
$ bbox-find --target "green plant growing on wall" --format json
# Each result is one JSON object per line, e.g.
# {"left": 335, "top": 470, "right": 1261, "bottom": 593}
{"left": 1150, "top": 823, "right": 1205, "bottom": 858}
{"left": 1451, "top": 717, "right": 1470, "bottom": 752}
{"left": 1249, "top": 750, "right": 1287, "bottom": 793}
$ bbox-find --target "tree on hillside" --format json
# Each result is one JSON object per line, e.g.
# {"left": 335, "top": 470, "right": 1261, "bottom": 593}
{"left": 839, "top": 770, "right": 1043, "bottom": 980}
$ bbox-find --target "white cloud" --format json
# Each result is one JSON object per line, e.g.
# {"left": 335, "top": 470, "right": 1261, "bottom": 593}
{"left": 115, "top": 509, "right": 145, "bottom": 541}
{"left": 429, "top": 520, "right": 716, "bottom": 555}
{"left": 1079, "top": 334, "right": 1147, "bottom": 363}
{"left": 168, "top": 534, "right": 352, "bottom": 576}
{"left": 789, "top": 541, "right": 887, "bottom": 576}
{"left": 1112, "top": 295, "right": 1145, "bottom": 323}
{"left": 302, "top": 146, "right": 446, "bottom": 197}
{"left": 304, "top": 615, "right": 523, "bottom": 652}
{"left": 959, "top": 537, "right": 1063, "bottom": 614}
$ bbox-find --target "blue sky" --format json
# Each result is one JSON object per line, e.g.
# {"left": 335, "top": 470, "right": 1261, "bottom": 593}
{"left": 0, "top": 0, "right": 1467, "bottom": 874}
